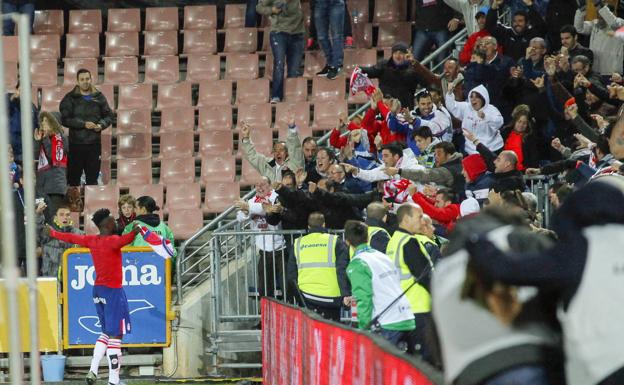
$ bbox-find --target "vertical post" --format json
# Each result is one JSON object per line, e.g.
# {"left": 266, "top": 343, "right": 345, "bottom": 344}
{"left": 16, "top": 13, "right": 41, "bottom": 385}
{"left": 0, "top": 23, "right": 25, "bottom": 385}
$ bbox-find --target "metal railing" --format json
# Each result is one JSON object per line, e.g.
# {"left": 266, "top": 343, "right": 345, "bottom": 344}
{"left": 525, "top": 174, "right": 555, "bottom": 229}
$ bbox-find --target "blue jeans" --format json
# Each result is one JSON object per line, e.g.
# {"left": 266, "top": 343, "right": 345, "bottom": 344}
{"left": 483, "top": 365, "right": 551, "bottom": 385}
{"left": 245, "top": 0, "right": 260, "bottom": 27}
{"left": 3, "top": 1, "right": 35, "bottom": 35}
{"left": 412, "top": 29, "right": 450, "bottom": 63}
{"left": 314, "top": 0, "right": 345, "bottom": 68}
{"left": 379, "top": 329, "right": 410, "bottom": 349}
{"left": 270, "top": 31, "right": 304, "bottom": 100}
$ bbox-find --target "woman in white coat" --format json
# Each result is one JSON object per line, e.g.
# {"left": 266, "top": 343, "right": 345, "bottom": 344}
{"left": 445, "top": 84, "right": 504, "bottom": 155}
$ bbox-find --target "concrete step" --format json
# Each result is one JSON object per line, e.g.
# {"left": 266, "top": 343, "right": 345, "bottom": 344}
{"left": 0, "top": 354, "right": 162, "bottom": 369}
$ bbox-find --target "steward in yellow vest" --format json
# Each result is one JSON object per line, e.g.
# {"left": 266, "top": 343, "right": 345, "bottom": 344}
{"left": 365, "top": 202, "right": 392, "bottom": 253}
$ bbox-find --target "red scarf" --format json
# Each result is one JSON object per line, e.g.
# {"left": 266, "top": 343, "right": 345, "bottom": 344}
{"left": 38, "top": 134, "right": 67, "bottom": 171}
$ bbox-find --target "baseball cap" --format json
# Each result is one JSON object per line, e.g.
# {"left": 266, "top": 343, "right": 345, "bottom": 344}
{"left": 391, "top": 42, "right": 409, "bottom": 53}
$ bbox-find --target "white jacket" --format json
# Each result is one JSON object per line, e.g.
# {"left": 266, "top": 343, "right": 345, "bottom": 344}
{"left": 445, "top": 84, "right": 504, "bottom": 155}
{"left": 443, "top": 0, "right": 488, "bottom": 35}
{"left": 236, "top": 191, "right": 285, "bottom": 252}
{"left": 575, "top": 6, "right": 624, "bottom": 75}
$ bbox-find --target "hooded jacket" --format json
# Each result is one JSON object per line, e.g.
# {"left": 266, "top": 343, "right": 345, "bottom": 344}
{"left": 445, "top": 85, "right": 504, "bottom": 154}
{"left": 575, "top": 6, "right": 624, "bottom": 75}
{"left": 123, "top": 213, "right": 177, "bottom": 256}
{"left": 59, "top": 86, "right": 113, "bottom": 145}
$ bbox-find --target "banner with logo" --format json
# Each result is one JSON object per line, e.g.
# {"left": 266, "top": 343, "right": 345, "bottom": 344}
{"left": 62, "top": 247, "right": 171, "bottom": 348}
{"left": 262, "top": 298, "right": 442, "bottom": 385}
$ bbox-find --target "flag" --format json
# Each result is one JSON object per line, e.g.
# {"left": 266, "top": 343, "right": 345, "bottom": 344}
{"left": 139, "top": 226, "right": 175, "bottom": 259}
{"left": 349, "top": 66, "right": 376, "bottom": 96}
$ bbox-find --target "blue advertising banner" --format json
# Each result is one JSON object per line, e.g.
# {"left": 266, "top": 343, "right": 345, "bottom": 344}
{"left": 63, "top": 248, "right": 171, "bottom": 348}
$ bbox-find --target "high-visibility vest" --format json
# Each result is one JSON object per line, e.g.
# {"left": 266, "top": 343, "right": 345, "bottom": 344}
{"left": 385, "top": 230, "right": 433, "bottom": 313}
{"left": 293, "top": 232, "right": 341, "bottom": 297}
{"left": 349, "top": 225, "right": 391, "bottom": 258}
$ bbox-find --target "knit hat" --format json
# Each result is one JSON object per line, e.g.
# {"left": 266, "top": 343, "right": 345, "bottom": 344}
{"left": 460, "top": 198, "right": 481, "bottom": 217}
{"left": 391, "top": 42, "right": 409, "bottom": 53}
{"left": 462, "top": 154, "right": 488, "bottom": 182}
{"left": 91, "top": 208, "right": 112, "bottom": 227}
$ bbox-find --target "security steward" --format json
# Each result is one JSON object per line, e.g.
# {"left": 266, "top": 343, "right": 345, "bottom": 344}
{"left": 386, "top": 203, "right": 434, "bottom": 356}
{"left": 287, "top": 212, "right": 350, "bottom": 321}
{"left": 365, "top": 202, "right": 391, "bottom": 252}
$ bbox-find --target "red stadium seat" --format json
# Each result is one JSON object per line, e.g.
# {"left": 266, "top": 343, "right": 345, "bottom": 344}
{"left": 240, "top": 128, "right": 274, "bottom": 156}
{"left": 185, "top": 54, "right": 221, "bottom": 82}
{"left": 223, "top": 4, "right": 246, "bottom": 29}
{"left": 144, "top": 55, "right": 179, "bottom": 84}
{"left": 145, "top": 7, "right": 179, "bottom": 31}
{"left": 117, "top": 158, "right": 152, "bottom": 187}
{"left": 160, "top": 156, "right": 196, "bottom": 185}
{"left": 344, "top": 49, "right": 377, "bottom": 74}
{"left": 312, "top": 76, "right": 346, "bottom": 102}
{"left": 168, "top": 208, "right": 204, "bottom": 239}
{"left": 160, "top": 107, "right": 195, "bottom": 133}
{"left": 236, "top": 104, "right": 272, "bottom": 129}
{"left": 277, "top": 125, "right": 313, "bottom": 141}
{"left": 115, "top": 109, "right": 151, "bottom": 134}
{"left": 105, "top": 32, "right": 139, "bottom": 57}
{"left": 182, "top": 29, "right": 217, "bottom": 55}
{"left": 4, "top": 62, "right": 18, "bottom": 90}
{"left": 3, "top": 36, "right": 18, "bottom": 62}
{"left": 129, "top": 184, "right": 164, "bottom": 209}
{"left": 373, "top": 0, "right": 407, "bottom": 23}
{"left": 65, "top": 33, "right": 101, "bottom": 58}
{"left": 275, "top": 102, "right": 310, "bottom": 130}
{"left": 117, "top": 83, "right": 153, "bottom": 110}
{"left": 33, "top": 10, "right": 64, "bottom": 35}
{"left": 198, "top": 130, "right": 233, "bottom": 156}
{"left": 107, "top": 9, "right": 141, "bottom": 32}
{"left": 165, "top": 182, "right": 201, "bottom": 211}
{"left": 101, "top": 132, "right": 112, "bottom": 160}
{"left": 156, "top": 82, "right": 192, "bottom": 110}
{"left": 30, "top": 59, "right": 58, "bottom": 87}
{"left": 351, "top": 23, "right": 373, "bottom": 49}
{"left": 240, "top": 160, "right": 263, "bottom": 186}
{"left": 377, "top": 22, "right": 412, "bottom": 49}
{"left": 117, "top": 132, "right": 152, "bottom": 159}
{"left": 348, "top": 0, "right": 370, "bottom": 24}
{"left": 159, "top": 131, "right": 195, "bottom": 158}
{"left": 183, "top": 5, "right": 217, "bottom": 30}
{"left": 97, "top": 84, "right": 115, "bottom": 111}
{"left": 100, "top": 159, "right": 111, "bottom": 185}
{"left": 303, "top": 51, "right": 326, "bottom": 78}
{"left": 68, "top": 9, "right": 102, "bottom": 33}
{"left": 103, "top": 56, "right": 139, "bottom": 85}
{"left": 284, "top": 77, "right": 308, "bottom": 102}
{"left": 198, "top": 106, "right": 233, "bottom": 131}
{"left": 143, "top": 30, "right": 179, "bottom": 57}
{"left": 201, "top": 155, "right": 235, "bottom": 182}
{"left": 202, "top": 182, "right": 240, "bottom": 213}
{"left": 312, "top": 101, "right": 347, "bottom": 129}
{"left": 40, "top": 85, "right": 75, "bottom": 112}
{"left": 63, "top": 58, "right": 99, "bottom": 85}
{"left": 225, "top": 53, "right": 259, "bottom": 80}
{"left": 223, "top": 28, "right": 257, "bottom": 53}
{"left": 236, "top": 78, "right": 269, "bottom": 104}
{"left": 197, "top": 80, "right": 233, "bottom": 106}
{"left": 84, "top": 185, "right": 119, "bottom": 212}
{"left": 29, "top": 34, "right": 60, "bottom": 60}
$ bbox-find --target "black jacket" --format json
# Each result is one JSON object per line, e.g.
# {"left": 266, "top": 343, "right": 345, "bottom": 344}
{"left": 361, "top": 59, "right": 423, "bottom": 109}
{"left": 545, "top": 0, "right": 577, "bottom": 51}
{"left": 485, "top": 5, "right": 547, "bottom": 62}
{"left": 365, "top": 218, "right": 391, "bottom": 253}
{"left": 414, "top": 0, "right": 455, "bottom": 31}
{"left": 476, "top": 142, "right": 525, "bottom": 192}
{"left": 60, "top": 86, "right": 113, "bottom": 145}
{"left": 312, "top": 189, "right": 380, "bottom": 229}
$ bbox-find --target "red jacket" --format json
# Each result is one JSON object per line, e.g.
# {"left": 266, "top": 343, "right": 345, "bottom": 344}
{"left": 361, "top": 101, "right": 406, "bottom": 151}
{"left": 329, "top": 121, "right": 362, "bottom": 149}
{"left": 411, "top": 192, "right": 460, "bottom": 231}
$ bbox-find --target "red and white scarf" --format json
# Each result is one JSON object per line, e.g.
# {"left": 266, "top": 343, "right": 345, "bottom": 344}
{"left": 383, "top": 178, "right": 412, "bottom": 204}
{"left": 38, "top": 134, "right": 67, "bottom": 171}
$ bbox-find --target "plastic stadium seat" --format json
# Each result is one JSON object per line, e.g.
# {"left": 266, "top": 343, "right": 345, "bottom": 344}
{"left": 115, "top": 109, "right": 151, "bottom": 134}
{"left": 312, "top": 76, "right": 346, "bottom": 102}
{"left": 40, "top": 85, "right": 75, "bottom": 112}
{"left": 277, "top": 125, "right": 313, "bottom": 141}
{"left": 168, "top": 208, "right": 204, "bottom": 239}
{"left": 303, "top": 51, "right": 326, "bottom": 77}
{"left": 351, "top": 23, "right": 373, "bottom": 49}
{"left": 260, "top": 29, "right": 270, "bottom": 53}
{"left": 348, "top": 78, "right": 379, "bottom": 104}
{"left": 29, "top": 35, "right": 60, "bottom": 60}
{"left": 183, "top": 5, "right": 217, "bottom": 30}
{"left": 101, "top": 132, "right": 112, "bottom": 160}
{"left": 201, "top": 155, "right": 235, "bottom": 183}
{"left": 344, "top": 49, "right": 377, "bottom": 74}
{"left": 202, "top": 182, "right": 240, "bottom": 213}
{"left": 129, "top": 184, "right": 164, "bottom": 209}
{"left": 236, "top": 104, "right": 272, "bottom": 129}
{"left": 236, "top": 78, "right": 269, "bottom": 105}
{"left": 377, "top": 22, "right": 412, "bottom": 49}
{"left": 275, "top": 102, "right": 310, "bottom": 130}
{"left": 100, "top": 158, "right": 111, "bottom": 185}
{"left": 63, "top": 58, "right": 99, "bottom": 85}
{"left": 68, "top": 9, "right": 102, "bottom": 33}
{"left": 144, "top": 56, "right": 179, "bottom": 84}
{"left": 240, "top": 161, "right": 263, "bottom": 186}
{"left": 107, "top": 9, "right": 141, "bottom": 32}
{"left": 84, "top": 185, "right": 119, "bottom": 212}
{"left": 30, "top": 59, "right": 58, "bottom": 87}
{"left": 182, "top": 29, "right": 217, "bottom": 55}
{"left": 117, "top": 158, "right": 152, "bottom": 187}
{"left": 197, "top": 80, "right": 232, "bottom": 107}
{"left": 159, "top": 131, "right": 195, "bottom": 158}
{"left": 33, "top": 10, "right": 64, "bottom": 35}
{"left": 118, "top": 83, "right": 153, "bottom": 110}
{"left": 240, "top": 128, "right": 274, "bottom": 156}
{"left": 98, "top": 84, "right": 115, "bottom": 111}
{"left": 373, "top": 0, "right": 407, "bottom": 23}
{"left": 312, "top": 101, "right": 347, "bottom": 129}
{"left": 199, "top": 130, "right": 233, "bottom": 156}
{"left": 117, "top": 132, "right": 152, "bottom": 159}
{"left": 65, "top": 33, "right": 100, "bottom": 58}
{"left": 198, "top": 106, "right": 233, "bottom": 131}
{"left": 284, "top": 77, "right": 308, "bottom": 102}
{"left": 145, "top": 7, "right": 179, "bottom": 31}
{"left": 165, "top": 183, "right": 201, "bottom": 211}
{"left": 348, "top": 0, "right": 370, "bottom": 24}
{"left": 69, "top": 212, "right": 81, "bottom": 227}
{"left": 83, "top": 211, "right": 102, "bottom": 234}
{"left": 105, "top": 32, "right": 139, "bottom": 57}
{"left": 144, "top": 30, "right": 179, "bottom": 57}
{"left": 160, "top": 107, "right": 195, "bottom": 133}
{"left": 185, "top": 54, "right": 220, "bottom": 82}
{"left": 3, "top": 36, "right": 18, "bottom": 62}
{"left": 103, "top": 56, "right": 139, "bottom": 85}
{"left": 156, "top": 82, "right": 192, "bottom": 110}
{"left": 223, "top": 4, "right": 246, "bottom": 29}
{"left": 225, "top": 53, "right": 259, "bottom": 80}
{"left": 4, "top": 62, "right": 18, "bottom": 90}
{"left": 160, "top": 156, "right": 196, "bottom": 185}
{"left": 224, "top": 28, "right": 257, "bottom": 53}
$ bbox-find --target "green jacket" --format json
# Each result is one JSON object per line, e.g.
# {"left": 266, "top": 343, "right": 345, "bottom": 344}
{"left": 123, "top": 219, "right": 177, "bottom": 257}
{"left": 256, "top": 0, "right": 305, "bottom": 35}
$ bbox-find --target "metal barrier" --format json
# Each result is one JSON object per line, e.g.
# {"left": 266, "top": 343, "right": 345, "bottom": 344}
{"left": 525, "top": 175, "right": 555, "bottom": 228}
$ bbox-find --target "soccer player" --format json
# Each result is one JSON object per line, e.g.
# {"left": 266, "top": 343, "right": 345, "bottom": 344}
{"left": 45, "top": 208, "right": 140, "bottom": 385}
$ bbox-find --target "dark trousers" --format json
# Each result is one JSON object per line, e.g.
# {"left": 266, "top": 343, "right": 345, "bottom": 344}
{"left": 68, "top": 144, "right": 101, "bottom": 186}
{"left": 379, "top": 328, "right": 416, "bottom": 351}
{"left": 309, "top": 0, "right": 352, "bottom": 40}
{"left": 304, "top": 300, "right": 341, "bottom": 321}
{"left": 270, "top": 31, "right": 305, "bottom": 99}
{"left": 258, "top": 249, "right": 287, "bottom": 298}
{"left": 412, "top": 312, "right": 433, "bottom": 358}
{"left": 3, "top": 1, "right": 34, "bottom": 35}
{"left": 244, "top": 0, "right": 260, "bottom": 27}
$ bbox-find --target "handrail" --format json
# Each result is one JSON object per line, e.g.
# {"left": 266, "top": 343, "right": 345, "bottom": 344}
{"left": 423, "top": 28, "right": 468, "bottom": 70}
